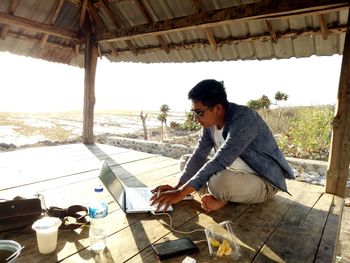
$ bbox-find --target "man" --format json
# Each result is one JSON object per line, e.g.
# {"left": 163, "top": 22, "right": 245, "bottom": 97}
{"left": 150, "top": 79, "right": 294, "bottom": 212}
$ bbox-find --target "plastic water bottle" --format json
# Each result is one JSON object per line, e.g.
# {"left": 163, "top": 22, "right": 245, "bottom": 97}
{"left": 89, "top": 185, "right": 108, "bottom": 253}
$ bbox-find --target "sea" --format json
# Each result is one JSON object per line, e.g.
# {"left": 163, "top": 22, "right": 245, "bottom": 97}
{"left": 0, "top": 111, "right": 186, "bottom": 147}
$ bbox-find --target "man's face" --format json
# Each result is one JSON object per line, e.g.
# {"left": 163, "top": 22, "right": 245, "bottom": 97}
{"left": 191, "top": 101, "right": 217, "bottom": 128}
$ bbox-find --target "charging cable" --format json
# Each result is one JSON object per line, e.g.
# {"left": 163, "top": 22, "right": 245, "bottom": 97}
{"left": 151, "top": 212, "right": 208, "bottom": 251}
{"left": 151, "top": 211, "right": 205, "bottom": 235}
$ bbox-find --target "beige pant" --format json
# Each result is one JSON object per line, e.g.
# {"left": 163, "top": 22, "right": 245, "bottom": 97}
{"left": 199, "top": 169, "right": 278, "bottom": 204}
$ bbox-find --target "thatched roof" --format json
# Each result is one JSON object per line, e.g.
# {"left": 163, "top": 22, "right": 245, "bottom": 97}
{"left": 0, "top": 0, "right": 348, "bottom": 67}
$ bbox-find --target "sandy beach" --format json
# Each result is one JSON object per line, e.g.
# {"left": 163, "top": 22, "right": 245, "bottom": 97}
{"left": 0, "top": 111, "right": 193, "bottom": 151}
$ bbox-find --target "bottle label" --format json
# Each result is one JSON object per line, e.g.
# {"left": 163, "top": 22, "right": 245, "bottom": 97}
{"left": 89, "top": 202, "right": 108, "bottom": 219}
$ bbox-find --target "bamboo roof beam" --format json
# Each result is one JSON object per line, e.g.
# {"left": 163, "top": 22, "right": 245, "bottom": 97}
{"left": 75, "top": 44, "right": 80, "bottom": 55}
{"left": 133, "top": 0, "right": 170, "bottom": 54}
{"left": 90, "top": 4, "right": 118, "bottom": 57}
{"left": 265, "top": 20, "right": 278, "bottom": 43}
{"left": 192, "top": 0, "right": 218, "bottom": 50}
{"left": 0, "top": 12, "right": 80, "bottom": 41}
{"left": 7, "top": 30, "right": 76, "bottom": 53}
{"left": 318, "top": 14, "right": 329, "bottom": 40}
{"left": 0, "top": 0, "right": 20, "bottom": 40}
{"left": 204, "top": 28, "right": 218, "bottom": 50}
{"left": 79, "top": 0, "right": 88, "bottom": 29}
{"left": 38, "top": 0, "right": 65, "bottom": 49}
{"left": 74, "top": 0, "right": 87, "bottom": 56}
{"left": 156, "top": 35, "right": 170, "bottom": 54}
{"left": 191, "top": 0, "right": 201, "bottom": 12}
{"left": 101, "top": 25, "right": 346, "bottom": 56}
{"left": 6, "top": 22, "right": 345, "bottom": 58}
{"left": 96, "top": 0, "right": 349, "bottom": 43}
{"left": 99, "top": 0, "right": 138, "bottom": 55}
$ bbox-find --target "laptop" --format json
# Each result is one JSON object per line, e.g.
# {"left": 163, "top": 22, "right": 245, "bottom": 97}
{"left": 98, "top": 161, "right": 173, "bottom": 213}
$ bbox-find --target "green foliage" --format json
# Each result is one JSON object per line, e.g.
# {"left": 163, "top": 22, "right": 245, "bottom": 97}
{"left": 247, "top": 99, "right": 263, "bottom": 110}
{"left": 157, "top": 104, "right": 170, "bottom": 124}
{"left": 248, "top": 91, "right": 289, "bottom": 111}
{"left": 261, "top": 95, "right": 271, "bottom": 109}
{"left": 274, "top": 106, "right": 334, "bottom": 160}
{"left": 182, "top": 111, "right": 201, "bottom": 131}
{"left": 157, "top": 112, "right": 167, "bottom": 122}
{"left": 275, "top": 91, "right": 288, "bottom": 102}
{"left": 247, "top": 95, "right": 271, "bottom": 110}
{"left": 263, "top": 107, "right": 294, "bottom": 134}
{"left": 170, "top": 121, "right": 181, "bottom": 130}
{"left": 160, "top": 104, "right": 170, "bottom": 113}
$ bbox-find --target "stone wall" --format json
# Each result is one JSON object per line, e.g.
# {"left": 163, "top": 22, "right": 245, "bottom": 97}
{"left": 105, "top": 136, "right": 194, "bottom": 159}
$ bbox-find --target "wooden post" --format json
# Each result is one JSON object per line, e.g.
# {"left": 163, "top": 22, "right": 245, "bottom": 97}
{"left": 83, "top": 31, "right": 98, "bottom": 144}
{"left": 325, "top": 16, "right": 350, "bottom": 197}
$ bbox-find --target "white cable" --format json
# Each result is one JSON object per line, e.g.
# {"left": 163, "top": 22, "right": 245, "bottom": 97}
{"left": 193, "top": 239, "right": 208, "bottom": 244}
{"left": 152, "top": 212, "right": 205, "bottom": 235}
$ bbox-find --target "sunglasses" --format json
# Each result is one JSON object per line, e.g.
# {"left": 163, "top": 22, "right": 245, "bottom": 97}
{"left": 191, "top": 106, "right": 213, "bottom": 118}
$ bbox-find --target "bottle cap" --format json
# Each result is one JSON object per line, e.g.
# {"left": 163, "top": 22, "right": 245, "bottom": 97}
{"left": 94, "top": 185, "right": 103, "bottom": 192}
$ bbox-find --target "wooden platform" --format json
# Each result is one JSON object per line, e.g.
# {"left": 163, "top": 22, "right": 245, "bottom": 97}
{"left": 0, "top": 144, "right": 345, "bottom": 262}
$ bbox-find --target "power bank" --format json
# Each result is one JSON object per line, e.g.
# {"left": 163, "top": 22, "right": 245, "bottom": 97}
{"left": 151, "top": 237, "right": 199, "bottom": 260}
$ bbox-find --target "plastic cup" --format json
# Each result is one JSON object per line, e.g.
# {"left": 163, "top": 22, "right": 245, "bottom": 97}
{"left": 32, "top": 217, "right": 61, "bottom": 254}
{"left": 0, "top": 240, "right": 22, "bottom": 263}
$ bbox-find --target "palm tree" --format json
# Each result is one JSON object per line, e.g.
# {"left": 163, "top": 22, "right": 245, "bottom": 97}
{"left": 157, "top": 104, "right": 170, "bottom": 142}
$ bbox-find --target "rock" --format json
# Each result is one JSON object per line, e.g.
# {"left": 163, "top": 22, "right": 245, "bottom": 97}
{"left": 318, "top": 178, "right": 326, "bottom": 186}
{"left": 291, "top": 168, "right": 301, "bottom": 177}
{"left": 0, "top": 143, "right": 17, "bottom": 149}
{"left": 296, "top": 177, "right": 306, "bottom": 182}
{"left": 151, "top": 131, "right": 160, "bottom": 136}
{"left": 308, "top": 171, "right": 320, "bottom": 177}
{"left": 0, "top": 143, "right": 17, "bottom": 152}
{"left": 345, "top": 199, "right": 350, "bottom": 207}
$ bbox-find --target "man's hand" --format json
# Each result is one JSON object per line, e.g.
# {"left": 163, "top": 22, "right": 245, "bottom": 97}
{"left": 151, "top": 185, "right": 175, "bottom": 195}
{"left": 150, "top": 189, "right": 183, "bottom": 211}
{"left": 150, "top": 185, "right": 196, "bottom": 211}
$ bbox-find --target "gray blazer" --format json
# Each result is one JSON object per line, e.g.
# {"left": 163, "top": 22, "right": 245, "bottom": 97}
{"left": 179, "top": 102, "right": 295, "bottom": 193}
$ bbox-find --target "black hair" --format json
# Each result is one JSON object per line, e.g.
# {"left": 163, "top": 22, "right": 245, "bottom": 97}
{"left": 188, "top": 79, "right": 229, "bottom": 108}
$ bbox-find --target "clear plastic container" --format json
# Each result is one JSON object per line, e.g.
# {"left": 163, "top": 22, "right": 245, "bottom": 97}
{"left": 89, "top": 219, "right": 107, "bottom": 253}
{"left": 89, "top": 186, "right": 108, "bottom": 253}
{"left": 204, "top": 221, "right": 242, "bottom": 260}
{"left": 32, "top": 217, "right": 62, "bottom": 254}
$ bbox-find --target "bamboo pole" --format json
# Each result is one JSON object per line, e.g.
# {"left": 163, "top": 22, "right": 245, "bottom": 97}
{"left": 83, "top": 31, "right": 98, "bottom": 144}
{"left": 325, "top": 15, "right": 350, "bottom": 197}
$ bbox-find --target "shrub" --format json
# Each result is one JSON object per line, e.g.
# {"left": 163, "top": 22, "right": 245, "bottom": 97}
{"left": 170, "top": 121, "right": 181, "bottom": 130}
{"left": 182, "top": 112, "right": 201, "bottom": 131}
{"left": 275, "top": 106, "right": 334, "bottom": 160}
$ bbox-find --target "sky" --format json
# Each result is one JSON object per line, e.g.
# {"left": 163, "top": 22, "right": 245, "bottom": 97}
{"left": 0, "top": 51, "right": 343, "bottom": 113}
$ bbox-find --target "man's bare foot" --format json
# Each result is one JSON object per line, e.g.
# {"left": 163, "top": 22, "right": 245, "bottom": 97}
{"left": 201, "top": 194, "right": 228, "bottom": 212}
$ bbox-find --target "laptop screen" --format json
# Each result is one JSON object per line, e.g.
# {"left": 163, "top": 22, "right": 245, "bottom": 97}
{"left": 98, "top": 161, "right": 126, "bottom": 212}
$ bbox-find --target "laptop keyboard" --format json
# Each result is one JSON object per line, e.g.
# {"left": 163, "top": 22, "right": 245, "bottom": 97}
{"left": 127, "top": 188, "right": 154, "bottom": 209}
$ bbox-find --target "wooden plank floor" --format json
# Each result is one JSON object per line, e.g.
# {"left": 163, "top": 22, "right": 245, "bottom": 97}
{"left": 0, "top": 144, "right": 345, "bottom": 263}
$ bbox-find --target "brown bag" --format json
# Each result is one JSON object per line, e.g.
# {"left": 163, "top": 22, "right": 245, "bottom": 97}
{"left": 0, "top": 198, "right": 44, "bottom": 233}
{"left": 0, "top": 197, "right": 89, "bottom": 233}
